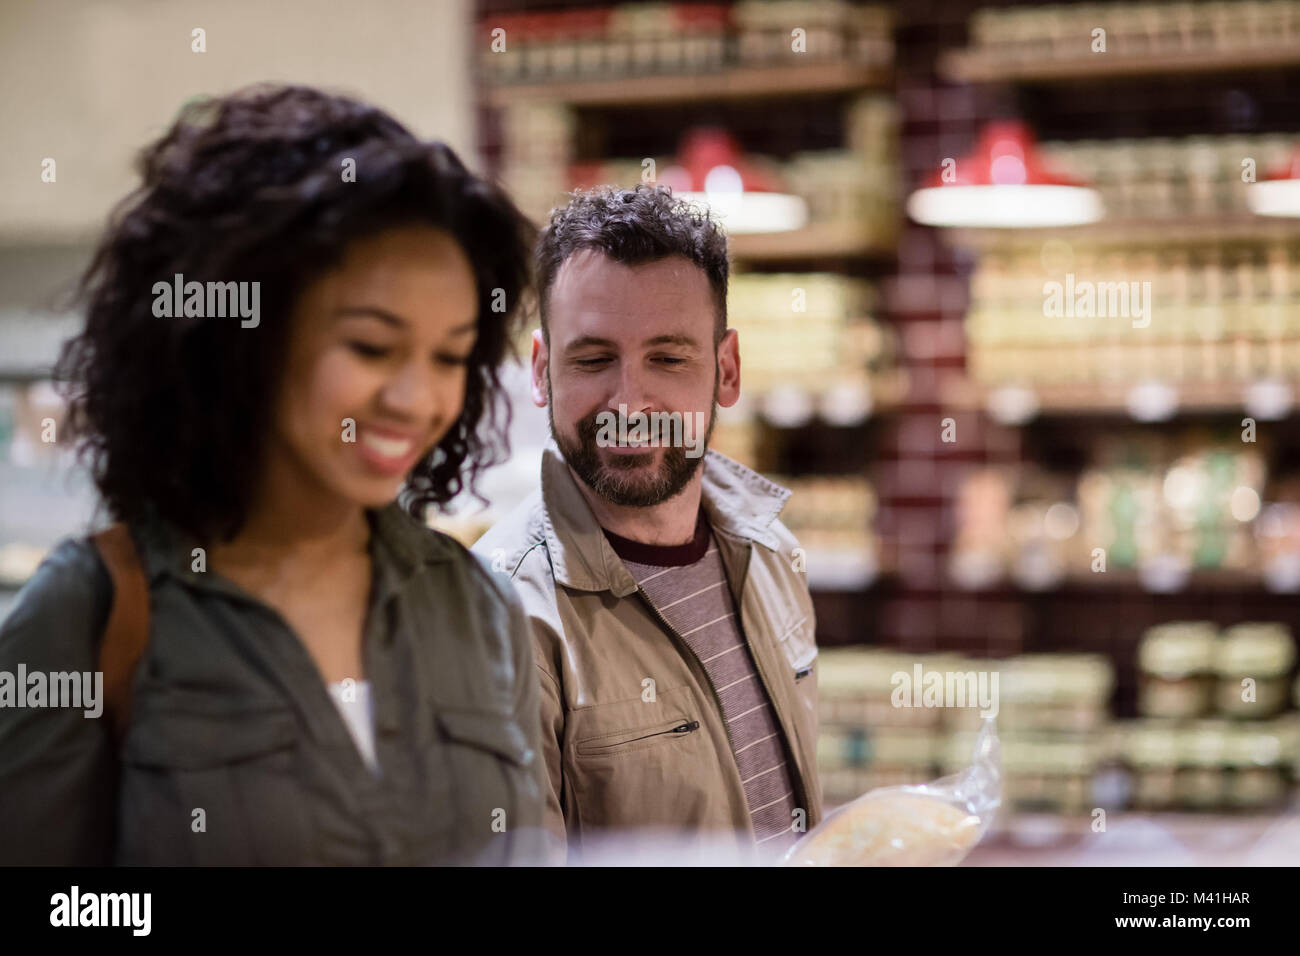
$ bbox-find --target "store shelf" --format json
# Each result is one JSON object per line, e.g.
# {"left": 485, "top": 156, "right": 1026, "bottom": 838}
{"left": 946, "top": 377, "right": 1297, "bottom": 421}
{"left": 729, "top": 221, "right": 896, "bottom": 263}
{"left": 941, "top": 42, "right": 1300, "bottom": 85}
{"left": 486, "top": 61, "right": 889, "bottom": 107}
{"left": 946, "top": 215, "right": 1300, "bottom": 251}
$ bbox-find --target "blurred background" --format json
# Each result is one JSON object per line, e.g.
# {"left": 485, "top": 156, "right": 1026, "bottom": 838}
{"left": 4, "top": 0, "right": 1300, "bottom": 863}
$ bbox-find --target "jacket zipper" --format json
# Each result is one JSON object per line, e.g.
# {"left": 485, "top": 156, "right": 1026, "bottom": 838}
{"left": 580, "top": 719, "right": 699, "bottom": 755}
{"left": 619, "top": 720, "right": 700, "bottom": 746}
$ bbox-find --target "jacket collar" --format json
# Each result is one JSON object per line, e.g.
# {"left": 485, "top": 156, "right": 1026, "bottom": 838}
{"left": 537, "top": 443, "right": 791, "bottom": 595}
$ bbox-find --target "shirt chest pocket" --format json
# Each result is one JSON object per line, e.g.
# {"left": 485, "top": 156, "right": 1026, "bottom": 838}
{"left": 434, "top": 707, "right": 541, "bottom": 864}
{"left": 118, "top": 695, "right": 308, "bottom": 866}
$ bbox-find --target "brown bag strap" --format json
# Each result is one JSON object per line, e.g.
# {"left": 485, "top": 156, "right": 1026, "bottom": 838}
{"left": 92, "top": 523, "right": 150, "bottom": 747}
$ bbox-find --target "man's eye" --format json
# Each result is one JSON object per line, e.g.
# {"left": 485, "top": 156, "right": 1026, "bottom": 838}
{"left": 655, "top": 356, "right": 687, "bottom": 366}
{"left": 349, "top": 341, "right": 392, "bottom": 359}
{"left": 576, "top": 357, "right": 611, "bottom": 368}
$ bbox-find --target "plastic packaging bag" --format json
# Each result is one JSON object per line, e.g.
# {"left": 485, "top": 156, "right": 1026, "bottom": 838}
{"left": 783, "top": 717, "right": 1002, "bottom": 867}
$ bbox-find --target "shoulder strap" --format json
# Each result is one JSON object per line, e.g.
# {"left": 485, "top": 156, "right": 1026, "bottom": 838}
{"left": 91, "top": 523, "right": 150, "bottom": 747}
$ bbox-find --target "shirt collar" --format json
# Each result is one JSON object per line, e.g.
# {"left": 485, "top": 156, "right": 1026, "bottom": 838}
{"left": 537, "top": 442, "right": 791, "bottom": 594}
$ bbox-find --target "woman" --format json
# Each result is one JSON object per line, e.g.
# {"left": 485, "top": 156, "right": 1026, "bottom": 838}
{"left": 0, "top": 84, "right": 546, "bottom": 865}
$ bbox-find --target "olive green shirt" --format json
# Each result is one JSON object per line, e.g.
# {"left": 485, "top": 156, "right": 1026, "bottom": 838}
{"left": 0, "top": 502, "right": 547, "bottom": 865}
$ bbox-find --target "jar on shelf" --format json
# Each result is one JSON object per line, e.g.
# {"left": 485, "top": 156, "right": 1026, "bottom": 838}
{"left": 1138, "top": 621, "right": 1218, "bottom": 718}
{"left": 858, "top": 728, "right": 939, "bottom": 792}
{"left": 1001, "top": 654, "right": 1114, "bottom": 733}
{"left": 1223, "top": 722, "right": 1288, "bottom": 810}
{"left": 1125, "top": 720, "right": 1181, "bottom": 811}
{"left": 1177, "top": 720, "right": 1227, "bottom": 810}
{"left": 1214, "top": 622, "right": 1296, "bottom": 718}
{"left": 1001, "top": 733, "right": 1101, "bottom": 816}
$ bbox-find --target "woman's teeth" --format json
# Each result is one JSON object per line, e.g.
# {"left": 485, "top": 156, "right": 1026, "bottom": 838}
{"left": 360, "top": 431, "right": 414, "bottom": 459}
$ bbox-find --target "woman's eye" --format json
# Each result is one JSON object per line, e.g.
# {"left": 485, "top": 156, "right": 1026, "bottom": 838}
{"left": 435, "top": 353, "right": 472, "bottom": 367}
{"left": 348, "top": 341, "right": 391, "bottom": 359}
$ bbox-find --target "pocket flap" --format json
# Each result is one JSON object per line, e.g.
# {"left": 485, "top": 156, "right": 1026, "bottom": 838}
{"left": 777, "top": 616, "right": 819, "bottom": 672}
{"left": 124, "top": 699, "right": 299, "bottom": 769}
{"left": 436, "top": 708, "right": 534, "bottom": 767}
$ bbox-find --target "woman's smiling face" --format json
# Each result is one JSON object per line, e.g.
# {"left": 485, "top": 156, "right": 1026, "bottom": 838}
{"left": 268, "top": 225, "right": 480, "bottom": 510}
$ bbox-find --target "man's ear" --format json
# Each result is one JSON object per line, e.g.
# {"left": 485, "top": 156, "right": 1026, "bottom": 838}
{"left": 716, "top": 328, "right": 741, "bottom": 408}
{"left": 530, "top": 328, "right": 549, "bottom": 408}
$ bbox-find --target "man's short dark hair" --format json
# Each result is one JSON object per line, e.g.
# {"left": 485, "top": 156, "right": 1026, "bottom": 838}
{"left": 535, "top": 183, "right": 729, "bottom": 345}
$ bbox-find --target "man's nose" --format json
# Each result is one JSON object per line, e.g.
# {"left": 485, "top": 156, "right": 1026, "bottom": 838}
{"left": 608, "top": 364, "right": 652, "bottom": 415}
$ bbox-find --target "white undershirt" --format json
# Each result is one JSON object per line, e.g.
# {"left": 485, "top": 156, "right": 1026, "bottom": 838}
{"left": 326, "top": 679, "right": 380, "bottom": 775}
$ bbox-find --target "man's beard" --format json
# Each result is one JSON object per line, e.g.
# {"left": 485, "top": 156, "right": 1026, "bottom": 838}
{"left": 548, "top": 375, "right": 718, "bottom": 508}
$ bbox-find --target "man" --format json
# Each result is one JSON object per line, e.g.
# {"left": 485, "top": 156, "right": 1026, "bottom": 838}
{"left": 474, "top": 184, "right": 821, "bottom": 864}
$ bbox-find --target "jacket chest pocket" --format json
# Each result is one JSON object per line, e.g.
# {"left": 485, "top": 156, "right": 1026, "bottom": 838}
{"left": 118, "top": 696, "right": 309, "bottom": 866}
{"left": 434, "top": 707, "right": 544, "bottom": 865}
{"left": 566, "top": 683, "right": 726, "bottom": 833}
{"left": 777, "top": 615, "right": 819, "bottom": 680}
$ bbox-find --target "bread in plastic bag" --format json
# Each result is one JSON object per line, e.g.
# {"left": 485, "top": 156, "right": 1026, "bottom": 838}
{"left": 783, "top": 717, "right": 1002, "bottom": 867}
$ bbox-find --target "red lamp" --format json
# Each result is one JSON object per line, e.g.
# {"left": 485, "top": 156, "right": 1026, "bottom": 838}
{"left": 661, "top": 128, "right": 808, "bottom": 234}
{"left": 1248, "top": 150, "right": 1300, "bottom": 218}
{"left": 907, "top": 121, "right": 1104, "bottom": 228}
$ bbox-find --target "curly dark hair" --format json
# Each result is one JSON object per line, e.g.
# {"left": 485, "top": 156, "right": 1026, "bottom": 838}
{"left": 55, "top": 83, "right": 534, "bottom": 543}
{"left": 534, "top": 183, "right": 729, "bottom": 346}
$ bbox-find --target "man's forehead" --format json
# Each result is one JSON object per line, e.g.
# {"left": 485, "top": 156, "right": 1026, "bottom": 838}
{"left": 549, "top": 250, "right": 714, "bottom": 343}
{"left": 552, "top": 249, "right": 710, "bottom": 301}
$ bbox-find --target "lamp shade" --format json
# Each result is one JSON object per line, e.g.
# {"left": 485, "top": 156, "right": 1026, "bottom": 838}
{"left": 907, "top": 121, "right": 1104, "bottom": 228}
{"left": 1248, "top": 150, "right": 1300, "bottom": 218}
{"left": 664, "top": 127, "right": 807, "bottom": 234}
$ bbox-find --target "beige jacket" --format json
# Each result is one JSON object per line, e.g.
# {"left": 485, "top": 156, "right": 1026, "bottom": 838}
{"left": 473, "top": 446, "right": 822, "bottom": 862}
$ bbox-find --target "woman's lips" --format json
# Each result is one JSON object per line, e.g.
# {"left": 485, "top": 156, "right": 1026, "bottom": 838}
{"left": 354, "top": 426, "right": 424, "bottom": 476}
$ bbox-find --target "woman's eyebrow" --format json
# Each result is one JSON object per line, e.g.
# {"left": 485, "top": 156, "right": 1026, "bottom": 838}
{"left": 334, "top": 305, "right": 408, "bottom": 328}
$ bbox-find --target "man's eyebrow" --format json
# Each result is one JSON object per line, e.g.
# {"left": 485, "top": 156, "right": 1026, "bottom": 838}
{"left": 563, "top": 333, "right": 701, "bottom": 351}
{"left": 563, "top": 335, "right": 618, "bottom": 352}
{"left": 643, "top": 334, "right": 700, "bottom": 348}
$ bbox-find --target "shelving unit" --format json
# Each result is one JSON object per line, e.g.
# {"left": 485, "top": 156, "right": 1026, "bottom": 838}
{"left": 942, "top": 42, "right": 1300, "bottom": 85}
{"left": 487, "top": 61, "right": 889, "bottom": 106}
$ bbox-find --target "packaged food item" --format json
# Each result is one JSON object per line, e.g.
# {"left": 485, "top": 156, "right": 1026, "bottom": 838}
{"left": 1125, "top": 719, "right": 1180, "bottom": 810}
{"left": 1138, "top": 621, "right": 1217, "bottom": 718}
{"left": 1178, "top": 720, "right": 1227, "bottom": 809}
{"left": 1213, "top": 623, "right": 1296, "bottom": 718}
{"left": 1223, "top": 723, "right": 1287, "bottom": 809}
{"left": 784, "top": 719, "right": 1000, "bottom": 867}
